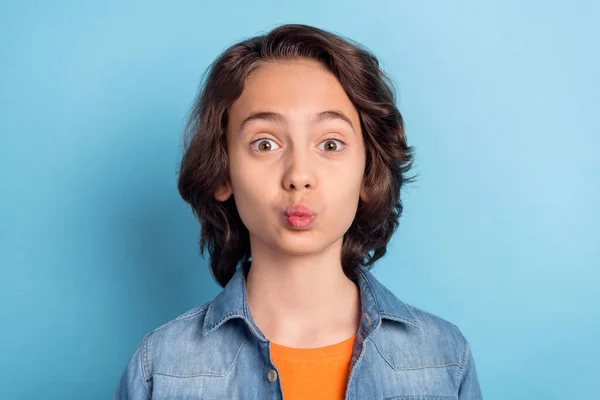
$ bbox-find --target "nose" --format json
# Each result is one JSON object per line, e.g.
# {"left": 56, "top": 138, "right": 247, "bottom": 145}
{"left": 282, "top": 147, "right": 316, "bottom": 192}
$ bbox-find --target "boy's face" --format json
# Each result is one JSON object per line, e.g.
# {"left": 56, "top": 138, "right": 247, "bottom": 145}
{"left": 217, "top": 58, "right": 368, "bottom": 257}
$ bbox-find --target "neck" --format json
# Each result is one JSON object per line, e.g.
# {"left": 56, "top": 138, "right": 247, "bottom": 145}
{"left": 245, "top": 238, "right": 361, "bottom": 348}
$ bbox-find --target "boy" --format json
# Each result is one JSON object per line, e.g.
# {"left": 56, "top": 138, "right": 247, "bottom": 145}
{"left": 114, "top": 23, "right": 483, "bottom": 399}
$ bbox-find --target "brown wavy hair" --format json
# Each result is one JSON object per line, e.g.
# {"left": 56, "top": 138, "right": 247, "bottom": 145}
{"left": 178, "top": 24, "right": 417, "bottom": 288}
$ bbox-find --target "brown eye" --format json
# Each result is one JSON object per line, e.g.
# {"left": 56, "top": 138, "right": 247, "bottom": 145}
{"left": 251, "top": 138, "right": 280, "bottom": 152}
{"left": 258, "top": 140, "right": 271, "bottom": 151}
{"left": 324, "top": 140, "right": 337, "bottom": 152}
{"left": 319, "top": 138, "right": 345, "bottom": 153}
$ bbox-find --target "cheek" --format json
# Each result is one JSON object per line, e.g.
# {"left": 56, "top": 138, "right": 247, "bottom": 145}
{"left": 229, "top": 165, "right": 275, "bottom": 225}
{"left": 326, "top": 166, "right": 364, "bottom": 217}
{"left": 334, "top": 158, "right": 365, "bottom": 192}
{"left": 230, "top": 159, "right": 272, "bottom": 199}
{"left": 333, "top": 185, "right": 362, "bottom": 218}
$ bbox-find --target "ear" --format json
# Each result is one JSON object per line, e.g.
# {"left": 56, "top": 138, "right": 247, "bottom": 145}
{"left": 359, "top": 184, "right": 370, "bottom": 204}
{"left": 215, "top": 179, "right": 233, "bottom": 202}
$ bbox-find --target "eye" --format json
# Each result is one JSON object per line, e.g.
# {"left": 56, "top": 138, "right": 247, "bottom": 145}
{"left": 250, "top": 138, "right": 281, "bottom": 152}
{"left": 318, "top": 138, "right": 345, "bottom": 153}
{"left": 249, "top": 137, "right": 346, "bottom": 153}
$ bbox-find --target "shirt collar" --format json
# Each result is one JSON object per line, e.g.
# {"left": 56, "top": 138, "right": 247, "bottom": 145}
{"left": 202, "top": 264, "right": 420, "bottom": 340}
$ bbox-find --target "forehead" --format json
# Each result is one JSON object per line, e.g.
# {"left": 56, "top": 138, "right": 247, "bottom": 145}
{"left": 228, "top": 58, "right": 360, "bottom": 126}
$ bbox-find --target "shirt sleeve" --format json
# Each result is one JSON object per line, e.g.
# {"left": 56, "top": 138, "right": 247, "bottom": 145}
{"left": 113, "top": 336, "right": 151, "bottom": 400}
{"left": 458, "top": 341, "right": 483, "bottom": 399}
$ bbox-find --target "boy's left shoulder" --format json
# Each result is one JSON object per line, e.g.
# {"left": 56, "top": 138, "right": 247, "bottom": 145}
{"left": 401, "top": 300, "right": 471, "bottom": 345}
{"left": 362, "top": 267, "right": 471, "bottom": 348}
{"left": 371, "top": 297, "right": 473, "bottom": 371}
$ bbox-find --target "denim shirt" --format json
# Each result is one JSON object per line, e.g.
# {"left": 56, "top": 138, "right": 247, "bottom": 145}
{"left": 114, "top": 265, "right": 483, "bottom": 399}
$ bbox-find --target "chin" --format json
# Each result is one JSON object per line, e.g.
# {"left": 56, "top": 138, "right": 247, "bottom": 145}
{"left": 278, "top": 232, "right": 343, "bottom": 254}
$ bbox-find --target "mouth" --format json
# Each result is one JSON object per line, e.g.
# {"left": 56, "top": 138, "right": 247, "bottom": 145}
{"left": 284, "top": 205, "right": 317, "bottom": 229}
{"left": 285, "top": 214, "right": 317, "bottom": 229}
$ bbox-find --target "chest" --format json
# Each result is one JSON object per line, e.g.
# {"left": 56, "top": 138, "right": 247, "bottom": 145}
{"left": 148, "top": 335, "right": 461, "bottom": 399}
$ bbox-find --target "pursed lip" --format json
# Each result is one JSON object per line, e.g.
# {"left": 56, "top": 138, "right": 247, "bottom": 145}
{"left": 285, "top": 204, "right": 316, "bottom": 217}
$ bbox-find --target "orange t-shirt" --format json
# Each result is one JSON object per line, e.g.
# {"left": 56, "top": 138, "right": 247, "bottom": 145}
{"left": 270, "top": 335, "right": 356, "bottom": 400}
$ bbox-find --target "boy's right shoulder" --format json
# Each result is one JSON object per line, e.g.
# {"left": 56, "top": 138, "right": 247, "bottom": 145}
{"left": 144, "top": 299, "right": 214, "bottom": 345}
{"left": 142, "top": 300, "right": 212, "bottom": 352}
{"left": 157, "top": 301, "right": 212, "bottom": 330}
{"left": 136, "top": 300, "right": 252, "bottom": 379}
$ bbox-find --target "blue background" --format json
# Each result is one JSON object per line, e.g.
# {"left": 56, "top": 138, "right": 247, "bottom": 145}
{"left": 1, "top": 1, "right": 598, "bottom": 398}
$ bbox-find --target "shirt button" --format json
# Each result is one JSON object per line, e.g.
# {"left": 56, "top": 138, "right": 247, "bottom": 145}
{"left": 267, "top": 369, "right": 278, "bottom": 383}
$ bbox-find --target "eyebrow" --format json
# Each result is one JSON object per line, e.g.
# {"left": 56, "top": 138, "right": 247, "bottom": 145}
{"left": 238, "top": 110, "right": 355, "bottom": 133}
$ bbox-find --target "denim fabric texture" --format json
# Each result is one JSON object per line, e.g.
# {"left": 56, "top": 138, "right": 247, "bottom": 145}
{"left": 114, "top": 265, "right": 483, "bottom": 399}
